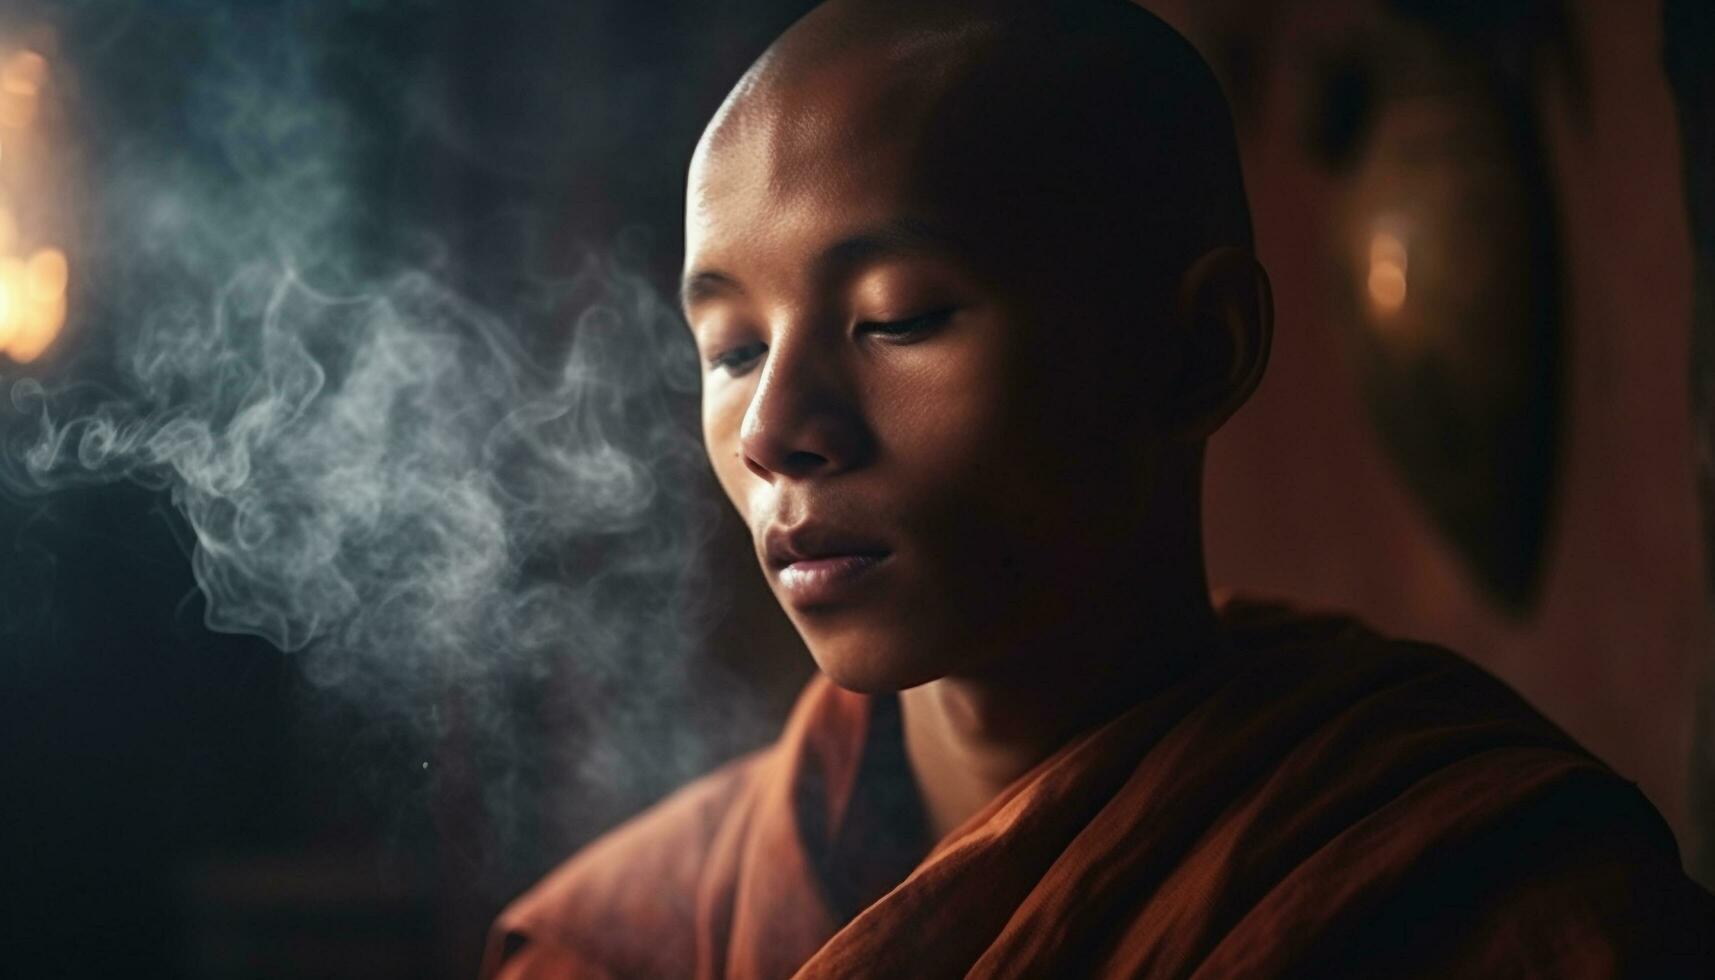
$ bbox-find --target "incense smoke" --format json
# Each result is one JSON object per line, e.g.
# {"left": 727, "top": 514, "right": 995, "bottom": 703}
{"left": 0, "top": 1, "right": 764, "bottom": 871}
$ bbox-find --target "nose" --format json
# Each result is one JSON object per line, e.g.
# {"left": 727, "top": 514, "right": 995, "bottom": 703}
{"left": 738, "top": 329, "right": 872, "bottom": 482}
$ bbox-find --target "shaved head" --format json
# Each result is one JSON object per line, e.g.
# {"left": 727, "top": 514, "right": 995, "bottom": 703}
{"left": 693, "top": 0, "right": 1252, "bottom": 308}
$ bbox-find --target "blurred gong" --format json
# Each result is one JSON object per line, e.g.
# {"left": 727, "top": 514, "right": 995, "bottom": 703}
{"left": 1314, "top": 9, "right": 1566, "bottom": 614}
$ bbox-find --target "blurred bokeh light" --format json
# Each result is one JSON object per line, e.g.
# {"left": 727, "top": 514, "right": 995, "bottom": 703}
{"left": 1367, "top": 230, "right": 1408, "bottom": 316}
{"left": 0, "top": 45, "right": 66, "bottom": 364}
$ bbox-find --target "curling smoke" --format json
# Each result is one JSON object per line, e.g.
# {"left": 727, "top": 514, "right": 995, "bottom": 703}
{"left": 6, "top": 257, "right": 706, "bottom": 693}
{"left": 0, "top": 1, "right": 750, "bottom": 863}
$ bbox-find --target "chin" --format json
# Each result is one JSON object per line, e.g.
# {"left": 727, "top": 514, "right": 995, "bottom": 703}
{"left": 798, "top": 624, "right": 948, "bottom": 694}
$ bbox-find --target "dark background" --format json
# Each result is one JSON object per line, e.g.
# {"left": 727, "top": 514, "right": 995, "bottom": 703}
{"left": 1, "top": 2, "right": 818, "bottom": 976}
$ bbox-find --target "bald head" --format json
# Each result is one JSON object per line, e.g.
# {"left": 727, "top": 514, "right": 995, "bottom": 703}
{"left": 692, "top": 0, "right": 1252, "bottom": 305}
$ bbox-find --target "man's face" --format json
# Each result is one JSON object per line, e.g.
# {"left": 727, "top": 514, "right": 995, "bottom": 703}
{"left": 681, "top": 64, "right": 1171, "bottom": 692}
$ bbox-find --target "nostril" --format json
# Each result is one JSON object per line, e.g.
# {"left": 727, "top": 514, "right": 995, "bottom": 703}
{"left": 742, "top": 452, "right": 772, "bottom": 481}
{"left": 742, "top": 448, "right": 828, "bottom": 481}
{"left": 781, "top": 449, "right": 829, "bottom": 475}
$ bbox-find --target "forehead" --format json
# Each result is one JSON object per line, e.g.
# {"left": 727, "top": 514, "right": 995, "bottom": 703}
{"left": 685, "top": 57, "right": 968, "bottom": 261}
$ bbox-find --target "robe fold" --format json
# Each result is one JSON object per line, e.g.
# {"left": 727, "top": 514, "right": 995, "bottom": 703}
{"left": 483, "top": 598, "right": 1715, "bottom": 978}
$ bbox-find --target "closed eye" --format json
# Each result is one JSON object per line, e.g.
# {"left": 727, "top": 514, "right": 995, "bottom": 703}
{"left": 708, "top": 340, "right": 767, "bottom": 376}
{"left": 856, "top": 307, "right": 956, "bottom": 340}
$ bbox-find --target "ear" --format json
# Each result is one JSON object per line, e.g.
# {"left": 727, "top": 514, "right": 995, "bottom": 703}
{"left": 1164, "top": 245, "right": 1273, "bottom": 441}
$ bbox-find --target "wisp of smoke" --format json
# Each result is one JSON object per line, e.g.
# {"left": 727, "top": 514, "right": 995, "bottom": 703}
{"left": 6, "top": 255, "right": 705, "bottom": 687}
{"left": 0, "top": 0, "right": 746, "bottom": 871}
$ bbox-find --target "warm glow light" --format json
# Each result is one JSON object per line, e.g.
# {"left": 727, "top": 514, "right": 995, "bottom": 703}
{"left": 0, "top": 257, "right": 22, "bottom": 351}
{"left": 0, "top": 249, "right": 68, "bottom": 363}
{"left": 4, "top": 297, "right": 65, "bottom": 365}
{"left": 1368, "top": 266, "right": 1407, "bottom": 311}
{"left": 27, "top": 246, "right": 66, "bottom": 299}
{"left": 1, "top": 50, "right": 47, "bottom": 95}
{"left": 0, "top": 50, "right": 46, "bottom": 130}
{"left": 1367, "top": 232, "right": 1408, "bottom": 315}
{"left": 0, "top": 45, "right": 70, "bottom": 364}
{"left": 7, "top": 301, "right": 64, "bottom": 363}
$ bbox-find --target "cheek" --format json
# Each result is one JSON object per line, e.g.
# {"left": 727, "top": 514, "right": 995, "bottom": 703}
{"left": 882, "top": 314, "right": 1023, "bottom": 434}
{"left": 872, "top": 328, "right": 1051, "bottom": 526}
{"left": 881, "top": 320, "right": 1126, "bottom": 575}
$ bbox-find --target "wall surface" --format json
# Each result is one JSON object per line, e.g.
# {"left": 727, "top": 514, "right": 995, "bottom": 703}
{"left": 1167, "top": 0, "right": 1712, "bottom": 856}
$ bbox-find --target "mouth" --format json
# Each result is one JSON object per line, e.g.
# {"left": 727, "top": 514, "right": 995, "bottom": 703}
{"left": 764, "top": 523, "right": 892, "bottom": 607}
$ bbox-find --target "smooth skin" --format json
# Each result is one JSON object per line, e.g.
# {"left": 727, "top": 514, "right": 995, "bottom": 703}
{"left": 681, "top": 0, "right": 1273, "bottom": 842}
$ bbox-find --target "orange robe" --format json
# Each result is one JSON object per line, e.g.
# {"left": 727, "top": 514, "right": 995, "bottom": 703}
{"left": 483, "top": 599, "right": 1715, "bottom": 978}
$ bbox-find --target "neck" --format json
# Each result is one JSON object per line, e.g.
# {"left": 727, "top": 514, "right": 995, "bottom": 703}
{"left": 898, "top": 581, "right": 1221, "bottom": 842}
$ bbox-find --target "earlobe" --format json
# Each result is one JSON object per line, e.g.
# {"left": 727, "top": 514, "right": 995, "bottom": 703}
{"left": 1169, "top": 245, "right": 1274, "bottom": 441}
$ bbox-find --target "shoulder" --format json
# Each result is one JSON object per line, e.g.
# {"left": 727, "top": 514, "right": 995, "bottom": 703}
{"left": 1201, "top": 595, "right": 1713, "bottom": 975}
{"left": 1221, "top": 595, "right": 1655, "bottom": 832}
{"left": 481, "top": 746, "right": 774, "bottom": 979}
{"left": 1216, "top": 592, "right": 1592, "bottom": 756}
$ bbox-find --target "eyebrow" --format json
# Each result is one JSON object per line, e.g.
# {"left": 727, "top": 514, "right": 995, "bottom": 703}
{"left": 679, "top": 217, "right": 964, "bottom": 315}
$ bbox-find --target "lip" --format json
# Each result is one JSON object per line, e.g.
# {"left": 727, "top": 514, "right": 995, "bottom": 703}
{"left": 776, "top": 553, "right": 890, "bottom": 606}
{"left": 764, "top": 523, "right": 891, "bottom": 607}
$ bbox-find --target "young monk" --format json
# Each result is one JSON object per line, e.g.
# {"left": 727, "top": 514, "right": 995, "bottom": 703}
{"left": 484, "top": 0, "right": 1715, "bottom": 975}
